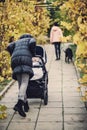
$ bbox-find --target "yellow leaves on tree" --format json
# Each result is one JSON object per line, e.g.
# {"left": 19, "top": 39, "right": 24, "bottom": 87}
{"left": 75, "top": 43, "right": 85, "bottom": 56}
{"left": 0, "top": 104, "right": 7, "bottom": 119}
{"left": 60, "top": 0, "right": 87, "bottom": 43}
{"left": 61, "top": 21, "right": 72, "bottom": 30}
{"left": 0, "top": 0, "right": 50, "bottom": 81}
{"left": 60, "top": 0, "right": 87, "bottom": 101}
{"left": 61, "top": 35, "right": 72, "bottom": 43}
{"left": 73, "top": 32, "right": 83, "bottom": 45}
{"left": 78, "top": 75, "right": 87, "bottom": 84}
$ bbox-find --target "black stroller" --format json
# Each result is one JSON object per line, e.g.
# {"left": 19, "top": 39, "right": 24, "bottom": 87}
{"left": 26, "top": 45, "right": 48, "bottom": 105}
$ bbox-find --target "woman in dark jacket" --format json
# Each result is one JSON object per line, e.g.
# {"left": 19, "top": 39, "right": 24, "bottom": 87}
{"left": 7, "top": 34, "right": 36, "bottom": 117}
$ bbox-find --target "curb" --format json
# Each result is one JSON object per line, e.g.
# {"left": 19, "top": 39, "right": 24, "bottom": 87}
{"left": 0, "top": 80, "right": 15, "bottom": 98}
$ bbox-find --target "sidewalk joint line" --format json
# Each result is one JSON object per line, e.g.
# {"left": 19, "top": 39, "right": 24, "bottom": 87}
{"left": 61, "top": 58, "right": 64, "bottom": 130}
{"left": 34, "top": 101, "right": 42, "bottom": 130}
{"left": 6, "top": 111, "right": 16, "bottom": 130}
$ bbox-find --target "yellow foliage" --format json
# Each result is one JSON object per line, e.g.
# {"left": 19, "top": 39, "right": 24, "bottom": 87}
{"left": 81, "top": 84, "right": 87, "bottom": 87}
{"left": 77, "top": 86, "right": 81, "bottom": 92}
{"left": 0, "top": 105, "right": 7, "bottom": 111}
{"left": 79, "top": 24, "right": 87, "bottom": 34}
{"left": 76, "top": 43, "right": 86, "bottom": 56}
{"left": 61, "top": 35, "right": 72, "bottom": 43}
{"left": 76, "top": 63, "right": 85, "bottom": 70}
{"left": 37, "top": 34, "right": 49, "bottom": 44}
{"left": 77, "top": 17, "right": 82, "bottom": 25}
{"left": 0, "top": 105, "right": 7, "bottom": 119}
{"left": 0, "top": 54, "right": 2, "bottom": 59}
{"left": 78, "top": 74, "right": 87, "bottom": 84}
{"left": 61, "top": 21, "right": 72, "bottom": 30}
{"left": 81, "top": 67, "right": 87, "bottom": 73}
{"left": 0, "top": 76, "right": 4, "bottom": 82}
{"left": 0, "top": 112, "right": 7, "bottom": 119}
{"left": 81, "top": 96, "right": 87, "bottom": 102}
{"left": 85, "top": 91, "right": 87, "bottom": 96}
{"left": 73, "top": 32, "right": 82, "bottom": 44}
{"left": 0, "top": 0, "right": 50, "bottom": 81}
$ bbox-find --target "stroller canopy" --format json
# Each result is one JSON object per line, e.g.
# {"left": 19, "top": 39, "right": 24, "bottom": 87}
{"left": 35, "top": 45, "right": 47, "bottom": 64}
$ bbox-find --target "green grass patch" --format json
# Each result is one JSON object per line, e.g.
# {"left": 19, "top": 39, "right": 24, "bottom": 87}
{"left": 70, "top": 44, "right": 77, "bottom": 59}
{"left": 0, "top": 80, "right": 11, "bottom": 92}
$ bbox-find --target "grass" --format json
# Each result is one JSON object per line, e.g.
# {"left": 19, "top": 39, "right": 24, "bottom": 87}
{"left": 70, "top": 44, "right": 77, "bottom": 60}
{"left": 0, "top": 80, "right": 11, "bottom": 92}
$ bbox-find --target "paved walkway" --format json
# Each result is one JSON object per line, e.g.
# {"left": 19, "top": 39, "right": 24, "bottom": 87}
{"left": 0, "top": 44, "right": 87, "bottom": 130}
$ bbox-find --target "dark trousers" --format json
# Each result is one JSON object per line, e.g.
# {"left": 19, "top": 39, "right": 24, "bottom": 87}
{"left": 53, "top": 42, "right": 61, "bottom": 59}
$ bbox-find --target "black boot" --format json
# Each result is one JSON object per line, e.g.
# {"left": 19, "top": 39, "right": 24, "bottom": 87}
{"left": 13, "top": 100, "right": 26, "bottom": 117}
{"left": 24, "top": 101, "right": 29, "bottom": 112}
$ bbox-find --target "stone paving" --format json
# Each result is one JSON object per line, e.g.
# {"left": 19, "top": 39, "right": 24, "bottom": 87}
{"left": 0, "top": 44, "right": 87, "bottom": 130}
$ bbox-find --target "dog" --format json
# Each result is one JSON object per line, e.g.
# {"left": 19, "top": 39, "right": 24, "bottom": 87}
{"left": 64, "top": 47, "right": 73, "bottom": 63}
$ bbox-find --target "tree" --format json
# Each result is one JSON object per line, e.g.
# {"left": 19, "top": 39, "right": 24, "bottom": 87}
{"left": 59, "top": 0, "right": 87, "bottom": 101}
{"left": 0, "top": 0, "right": 50, "bottom": 82}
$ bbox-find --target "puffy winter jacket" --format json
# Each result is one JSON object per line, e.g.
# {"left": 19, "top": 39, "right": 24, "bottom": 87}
{"left": 7, "top": 37, "right": 36, "bottom": 80}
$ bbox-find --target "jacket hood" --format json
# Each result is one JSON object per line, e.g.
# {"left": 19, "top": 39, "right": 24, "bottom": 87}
{"left": 19, "top": 34, "right": 33, "bottom": 39}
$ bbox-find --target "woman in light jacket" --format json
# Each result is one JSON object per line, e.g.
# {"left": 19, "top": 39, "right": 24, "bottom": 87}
{"left": 50, "top": 22, "right": 63, "bottom": 60}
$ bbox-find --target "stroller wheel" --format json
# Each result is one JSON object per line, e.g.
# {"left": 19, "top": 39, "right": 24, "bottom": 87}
{"left": 44, "top": 90, "right": 48, "bottom": 105}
